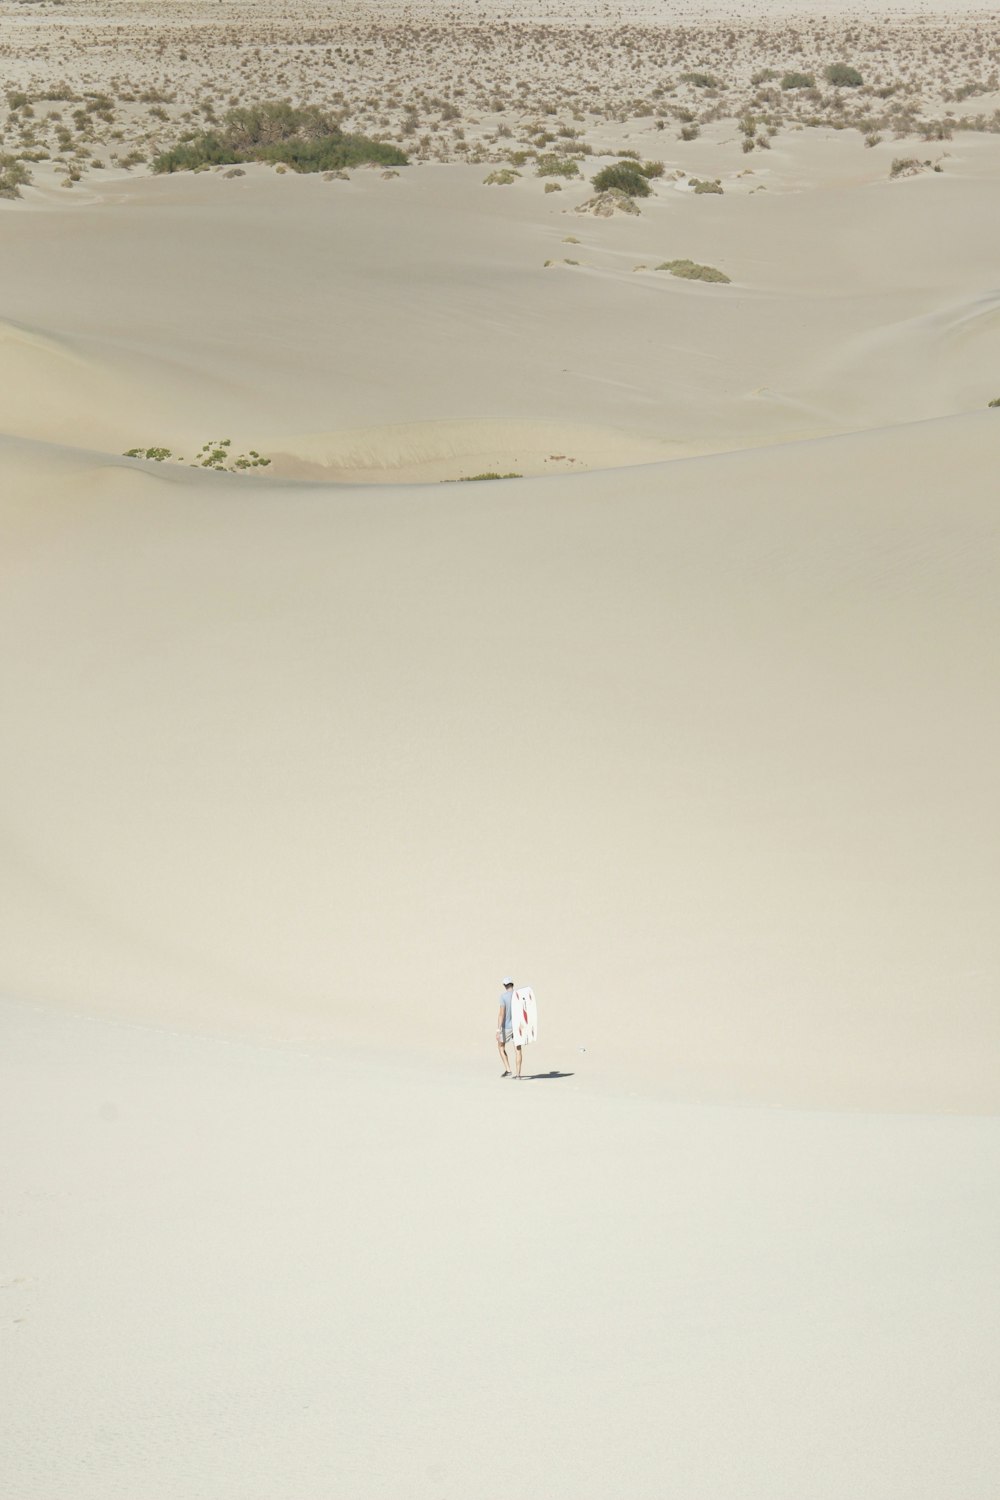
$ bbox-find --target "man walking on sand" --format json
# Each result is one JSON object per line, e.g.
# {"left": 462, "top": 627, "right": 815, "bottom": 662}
{"left": 496, "top": 976, "right": 521, "bottom": 1078}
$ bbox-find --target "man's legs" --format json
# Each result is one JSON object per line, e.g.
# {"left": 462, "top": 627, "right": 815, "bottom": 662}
{"left": 496, "top": 1033, "right": 511, "bottom": 1074}
{"left": 515, "top": 1044, "right": 523, "bottom": 1078}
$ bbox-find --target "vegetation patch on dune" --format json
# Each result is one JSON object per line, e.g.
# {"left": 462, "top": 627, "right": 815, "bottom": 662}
{"left": 535, "top": 154, "right": 579, "bottom": 178}
{"left": 445, "top": 472, "right": 522, "bottom": 482}
{"left": 657, "top": 259, "right": 731, "bottom": 283}
{"left": 0, "top": 153, "right": 32, "bottom": 198}
{"left": 889, "top": 156, "right": 943, "bottom": 177}
{"left": 3, "top": 12, "right": 1000, "bottom": 192}
{"left": 124, "top": 439, "right": 271, "bottom": 472}
{"left": 690, "top": 177, "right": 724, "bottom": 194}
{"left": 152, "top": 101, "right": 407, "bottom": 175}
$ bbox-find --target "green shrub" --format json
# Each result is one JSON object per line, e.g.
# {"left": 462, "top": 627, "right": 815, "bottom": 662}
{"left": 824, "top": 63, "right": 863, "bottom": 88}
{"left": 124, "top": 446, "right": 172, "bottom": 461}
{"left": 639, "top": 159, "right": 665, "bottom": 178}
{"left": 535, "top": 154, "right": 579, "bottom": 178}
{"left": 782, "top": 71, "right": 815, "bottom": 91}
{"left": 679, "top": 123, "right": 700, "bottom": 141}
{"left": 690, "top": 177, "right": 723, "bottom": 194}
{"left": 751, "top": 68, "right": 780, "bottom": 85}
{"left": 483, "top": 168, "right": 519, "bottom": 185}
{"left": 0, "top": 153, "right": 31, "bottom": 198}
{"left": 656, "top": 258, "right": 730, "bottom": 283}
{"left": 592, "top": 161, "right": 652, "bottom": 197}
{"left": 988, "top": 397, "right": 1000, "bottom": 408}
{"left": 153, "top": 100, "right": 407, "bottom": 174}
{"left": 680, "top": 72, "right": 720, "bottom": 89}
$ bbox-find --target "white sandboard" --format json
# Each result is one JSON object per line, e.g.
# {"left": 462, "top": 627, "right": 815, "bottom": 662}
{"left": 512, "top": 987, "right": 537, "bottom": 1047}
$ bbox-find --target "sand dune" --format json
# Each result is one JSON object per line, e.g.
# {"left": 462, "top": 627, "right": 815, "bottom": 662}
{"left": 2, "top": 149, "right": 1000, "bottom": 473}
{"left": 2, "top": 4, "right": 999, "bottom": 1495}
{"left": 263, "top": 417, "right": 686, "bottom": 482}
{"left": 2, "top": 408, "right": 998, "bottom": 1110}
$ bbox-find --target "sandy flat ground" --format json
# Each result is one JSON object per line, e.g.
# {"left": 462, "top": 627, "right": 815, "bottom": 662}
{"left": 4, "top": 998, "right": 999, "bottom": 1500}
{"left": 2, "top": 0, "right": 1000, "bottom": 1494}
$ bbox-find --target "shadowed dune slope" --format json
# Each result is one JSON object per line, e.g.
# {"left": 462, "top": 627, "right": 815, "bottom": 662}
{"left": 2, "top": 415, "right": 998, "bottom": 1110}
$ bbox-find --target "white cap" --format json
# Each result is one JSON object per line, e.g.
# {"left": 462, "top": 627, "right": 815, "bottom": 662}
{"left": 502, "top": 976, "right": 514, "bottom": 987}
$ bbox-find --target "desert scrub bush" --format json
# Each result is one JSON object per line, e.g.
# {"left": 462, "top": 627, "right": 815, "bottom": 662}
{"left": 39, "top": 85, "right": 80, "bottom": 103}
{"left": 657, "top": 259, "right": 730, "bottom": 283}
{"left": 680, "top": 72, "right": 720, "bottom": 90}
{"left": 889, "top": 157, "right": 939, "bottom": 178}
{"left": 450, "top": 472, "right": 522, "bottom": 481}
{"left": 483, "top": 168, "right": 519, "bottom": 185}
{"left": 824, "top": 63, "right": 863, "bottom": 88}
{"left": 124, "top": 445, "right": 172, "bottom": 461}
{"left": 782, "top": 72, "right": 815, "bottom": 91}
{"left": 988, "top": 397, "right": 1000, "bottom": 408}
{"left": 0, "top": 153, "right": 31, "bottom": 198}
{"left": 639, "top": 160, "right": 665, "bottom": 178}
{"left": 195, "top": 438, "right": 270, "bottom": 470}
{"left": 535, "top": 154, "right": 579, "bottom": 177}
{"left": 679, "top": 123, "right": 700, "bottom": 141}
{"left": 153, "top": 101, "right": 407, "bottom": 174}
{"left": 592, "top": 161, "right": 651, "bottom": 197}
{"left": 690, "top": 177, "right": 723, "bottom": 194}
{"left": 751, "top": 68, "right": 780, "bottom": 85}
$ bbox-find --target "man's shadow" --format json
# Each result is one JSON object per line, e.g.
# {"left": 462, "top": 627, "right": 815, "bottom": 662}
{"left": 522, "top": 1070, "right": 574, "bottom": 1081}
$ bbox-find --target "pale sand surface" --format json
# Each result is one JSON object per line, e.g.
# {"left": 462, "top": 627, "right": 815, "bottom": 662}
{"left": 4, "top": 998, "right": 999, "bottom": 1500}
{"left": 2, "top": 0, "right": 1000, "bottom": 1493}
